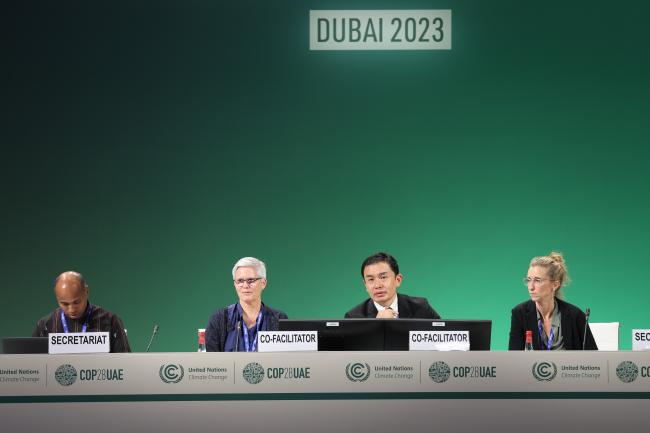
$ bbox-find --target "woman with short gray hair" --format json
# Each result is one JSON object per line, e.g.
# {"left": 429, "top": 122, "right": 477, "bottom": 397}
{"left": 205, "top": 257, "right": 288, "bottom": 352}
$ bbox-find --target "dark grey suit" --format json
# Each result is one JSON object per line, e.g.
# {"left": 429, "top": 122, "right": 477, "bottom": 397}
{"left": 344, "top": 293, "right": 440, "bottom": 319}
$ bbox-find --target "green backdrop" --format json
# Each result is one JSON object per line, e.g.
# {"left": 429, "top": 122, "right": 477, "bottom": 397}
{"left": 2, "top": 0, "right": 648, "bottom": 351}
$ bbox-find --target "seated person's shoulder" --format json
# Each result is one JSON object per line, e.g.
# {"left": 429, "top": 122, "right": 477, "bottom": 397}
{"left": 556, "top": 299, "right": 583, "bottom": 316}
{"left": 510, "top": 300, "right": 533, "bottom": 314}
{"left": 401, "top": 294, "right": 432, "bottom": 309}
{"left": 344, "top": 299, "right": 371, "bottom": 318}
{"left": 267, "top": 306, "right": 288, "bottom": 319}
{"left": 207, "top": 306, "right": 231, "bottom": 323}
{"left": 408, "top": 295, "right": 430, "bottom": 305}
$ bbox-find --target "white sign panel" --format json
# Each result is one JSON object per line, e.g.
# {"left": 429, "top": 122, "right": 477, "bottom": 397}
{"left": 632, "top": 329, "right": 650, "bottom": 351}
{"left": 48, "top": 332, "right": 110, "bottom": 354}
{"left": 409, "top": 330, "right": 469, "bottom": 351}
{"left": 257, "top": 331, "right": 318, "bottom": 352}
{"left": 310, "top": 10, "right": 452, "bottom": 51}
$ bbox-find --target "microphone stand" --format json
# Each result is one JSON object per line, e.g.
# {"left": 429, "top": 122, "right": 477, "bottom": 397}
{"left": 145, "top": 324, "right": 159, "bottom": 352}
{"left": 582, "top": 308, "right": 591, "bottom": 350}
{"left": 234, "top": 320, "right": 242, "bottom": 352}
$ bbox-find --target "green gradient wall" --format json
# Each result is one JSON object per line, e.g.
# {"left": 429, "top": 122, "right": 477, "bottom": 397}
{"left": 2, "top": 1, "right": 648, "bottom": 351}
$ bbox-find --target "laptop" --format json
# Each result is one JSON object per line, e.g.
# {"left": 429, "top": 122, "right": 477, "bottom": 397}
{"left": 2, "top": 337, "right": 48, "bottom": 354}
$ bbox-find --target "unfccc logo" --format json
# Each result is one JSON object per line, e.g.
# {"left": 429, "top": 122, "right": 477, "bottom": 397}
{"left": 159, "top": 364, "right": 184, "bottom": 384}
{"left": 345, "top": 363, "right": 370, "bottom": 382}
{"left": 532, "top": 362, "right": 557, "bottom": 381}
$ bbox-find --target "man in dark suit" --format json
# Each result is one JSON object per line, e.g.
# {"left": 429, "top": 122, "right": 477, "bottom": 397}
{"left": 33, "top": 271, "right": 131, "bottom": 352}
{"left": 345, "top": 252, "right": 440, "bottom": 319}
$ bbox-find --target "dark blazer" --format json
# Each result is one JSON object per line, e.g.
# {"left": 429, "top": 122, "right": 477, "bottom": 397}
{"left": 344, "top": 293, "right": 441, "bottom": 319}
{"left": 205, "top": 303, "right": 288, "bottom": 352}
{"left": 508, "top": 298, "right": 597, "bottom": 350}
{"left": 33, "top": 303, "right": 131, "bottom": 353}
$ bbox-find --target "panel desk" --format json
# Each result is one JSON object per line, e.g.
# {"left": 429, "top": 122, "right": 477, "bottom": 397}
{"left": 1, "top": 351, "right": 649, "bottom": 433}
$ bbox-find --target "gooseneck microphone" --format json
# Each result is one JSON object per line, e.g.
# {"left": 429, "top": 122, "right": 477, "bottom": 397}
{"left": 582, "top": 308, "right": 591, "bottom": 350}
{"left": 234, "top": 320, "right": 242, "bottom": 352}
{"left": 145, "top": 324, "right": 160, "bottom": 352}
{"left": 234, "top": 319, "right": 241, "bottom": 352}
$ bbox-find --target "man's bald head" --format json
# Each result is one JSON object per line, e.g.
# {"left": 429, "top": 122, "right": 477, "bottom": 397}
{"left": 54, "top": 271, "right": 87, "bottom": 289}
{"left": 54, "top": 271, "right": 89, "bottom": 320}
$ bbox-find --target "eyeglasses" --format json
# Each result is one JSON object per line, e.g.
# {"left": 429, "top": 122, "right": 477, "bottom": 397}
{"left": 523, "top": 277, "right": 553, "bottom": 286}
{"left": 234, "top": 277, "right": 263, "bottom": 286}
{"left": 364, "top": 274, "right": 391, "bottom": 284}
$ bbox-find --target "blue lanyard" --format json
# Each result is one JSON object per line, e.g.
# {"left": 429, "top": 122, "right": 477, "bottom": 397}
{"left": 61, "top": 304, "right": 94, "bottom": 333}
{"left": 241, "top": 309, "right": 263, "bottom": 352}
{"left": 537, "top": 319, "right": 555, "bottom": 351}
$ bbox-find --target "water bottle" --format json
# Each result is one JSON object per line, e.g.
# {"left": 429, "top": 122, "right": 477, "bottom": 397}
{"left": 524, "top": 330, "right": 534, "bottom": 351}
{"left": 197, "top": 328, "right": 206, "bottom": 352}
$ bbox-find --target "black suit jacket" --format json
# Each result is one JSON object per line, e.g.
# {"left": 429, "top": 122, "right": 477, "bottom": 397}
{"left": 344, "top": 293, "right": 441, "bottom": 319}
{"left": 508, "top": 298, "right": 597, "bottom": 350}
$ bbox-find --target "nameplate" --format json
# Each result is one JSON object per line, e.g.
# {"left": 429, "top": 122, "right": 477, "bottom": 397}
{"left": 48, "top": 332, "right": 110, "bottom": 354}
{"left": 632, "top": 329, "right": 650, "bottom": 351}
{"left": 409, "top": 330, "right": 470, "bottom": 351}
{"left": 257, "top": 331, "right": 318, "bottom": 352}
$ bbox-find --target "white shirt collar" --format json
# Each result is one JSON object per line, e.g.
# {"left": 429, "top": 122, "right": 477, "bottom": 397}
{"left": 373, "top": 295, "right": 398, "bottom": 316}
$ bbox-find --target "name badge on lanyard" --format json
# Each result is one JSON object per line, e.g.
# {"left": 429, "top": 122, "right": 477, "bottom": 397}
{"left": 241, "top": 311, "right": 263, "bottom": 352}
{"left": 61, "top": 305, "right": 94, "bottom": 333}
{"left": 538, "top": 319, "right": 555, "bottom": 351}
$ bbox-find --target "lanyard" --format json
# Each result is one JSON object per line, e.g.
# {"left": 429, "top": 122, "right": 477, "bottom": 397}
{"left": 61, "top": 304, "right": 94, "bottom": 333}
{"left": 241, "top": 309, "right": 263, "bottom": 352}
{"left": 537, "top": 319, "right": 555, "bottom": 351}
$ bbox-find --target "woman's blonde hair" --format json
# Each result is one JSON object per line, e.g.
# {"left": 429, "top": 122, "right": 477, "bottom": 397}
{"left": 529, "top": 251, "right": 570, "bottom": 299}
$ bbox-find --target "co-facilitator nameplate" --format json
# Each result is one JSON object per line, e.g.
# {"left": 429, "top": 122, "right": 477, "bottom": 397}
{"left": 409, "top": 331, "right": 470, "bottom": 351}
{"left": 257, "top": 331, "right": 318, "bottom": 352}
{"left": 309, "top": 10, "right": 451, "bottom": 51}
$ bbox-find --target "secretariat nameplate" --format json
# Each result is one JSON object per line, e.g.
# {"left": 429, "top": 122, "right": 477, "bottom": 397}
{"left": 48, "top": 332, "right": 110, "bottom": 354}
{"left": 310, "top": 10, "right": 451, "bottom": 51}
{"left": 633, "top": 329, "right": 650, "bottom": 351}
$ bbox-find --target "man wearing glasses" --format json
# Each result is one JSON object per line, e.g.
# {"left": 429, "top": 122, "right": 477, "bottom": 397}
{"left": 345, "top": 252, "right": 441, "bottom": 319}
{"left": 205, "top": 257, "right": 288, "bottom": 352}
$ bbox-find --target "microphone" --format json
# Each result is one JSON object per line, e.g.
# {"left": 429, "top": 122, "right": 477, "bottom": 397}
{"left": 145, "top": 324, "right": 159, "bottom": 352}
{"left": 582, "top": 308, "right": 591, "bottom": 350}
{"left": 234, "top": 320, "right": 242, "bottom": 352}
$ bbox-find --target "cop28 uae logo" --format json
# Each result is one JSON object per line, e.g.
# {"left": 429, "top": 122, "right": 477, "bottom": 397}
{"left": 428, "top": 361, "right": 451, "bottom": 383}
{"left": 532, "top": 362, "right": 557, "bottom": 381}
{"left": 159, "top": 364, "right": 185, "bottom": 384}
{"left": 242, "top": 362, "right": 265, "bottom": 384}
{"left": 616, "top": 361, "right": 639, "bottom": 383}
{"left": 54, "top": 364, "right": 77, "bottom": 386}
{"left": 345, "top": 363, "right": 370, "bottom": 382}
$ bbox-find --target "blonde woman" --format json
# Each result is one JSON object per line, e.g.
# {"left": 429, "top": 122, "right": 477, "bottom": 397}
{"left": 509, "top": 252, "right": 597, "bottom": 350}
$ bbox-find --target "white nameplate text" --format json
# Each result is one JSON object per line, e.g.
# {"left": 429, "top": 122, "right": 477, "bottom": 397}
{"left": 48, "top": 332, "right": 110, "bottom": 354}
{"left": 257, "top": 331, "right": 318, "bottom": 352}
{"left": 632, "top": 329, "right": 650, "bottom": 351}
{"left": 409, "top": 330, "right": 470, "bottom": 351}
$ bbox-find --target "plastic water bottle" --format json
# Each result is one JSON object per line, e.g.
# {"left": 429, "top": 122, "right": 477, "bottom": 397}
{"left": 197, "top": 328, "right": 206, "bottom": 352}
{"left": 524, "top": 330, "right": 534, "bottom": 351}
